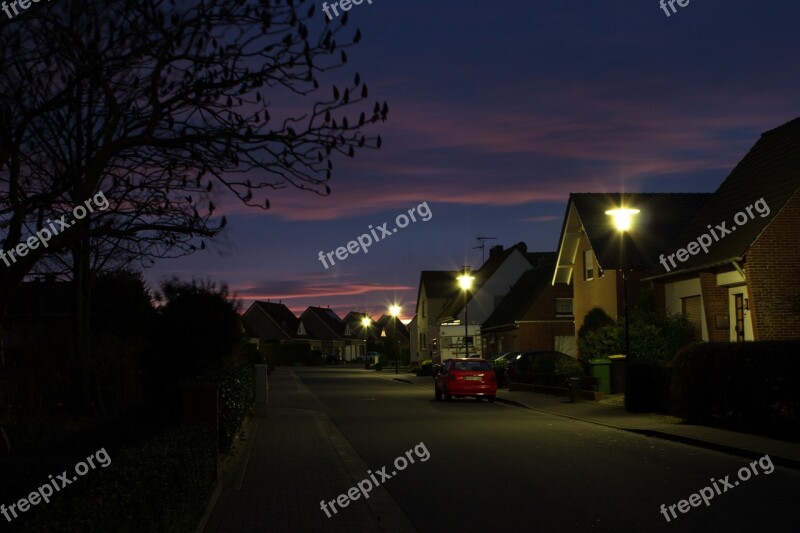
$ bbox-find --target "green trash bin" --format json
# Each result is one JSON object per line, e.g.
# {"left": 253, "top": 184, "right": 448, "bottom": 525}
{"left": 588, "top": 358, "right": 612, "bottom": 395}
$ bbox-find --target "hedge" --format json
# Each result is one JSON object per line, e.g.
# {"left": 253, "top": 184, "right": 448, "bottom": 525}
{"left": 24, "top": 424, "right": 216, "bottom": 532}
{"left": 671, "top": 340, "right": 800, "bottom": 436}
{"left": 625, "top": 362, "right": 673, "bottom": 414}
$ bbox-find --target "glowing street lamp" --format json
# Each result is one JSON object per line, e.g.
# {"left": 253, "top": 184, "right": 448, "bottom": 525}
{"left": 361, "top": 316, "right": 371, "bottom": 362}
{"left": 389, "top": 305, "right": 401, "bottom": 373}
{"left": 605, "top": 206, "right": 639, "bottom": 371}
{"left": 457, "top": 269, "right": 475, "bottom": 357}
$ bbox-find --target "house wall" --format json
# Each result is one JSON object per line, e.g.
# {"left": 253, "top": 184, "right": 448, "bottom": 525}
{"left": 745, "top": 189, "right": 800, "bottom": 340}
{"left": 663, "top": 277, "right": 708, "bottom": 341}
{"left": 573, "top": 234, "right": 618, "bottom": 334}
{"left": 699, "top": 271, "right": 730, "bottom": 342}
{"left": 416, "top": 285, "right": 450, "bottom": 362}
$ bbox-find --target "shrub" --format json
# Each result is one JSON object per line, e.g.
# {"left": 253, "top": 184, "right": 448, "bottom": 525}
{"left": 214, "top": 363, "right": 255, "bottom": 452}
{"left": 416, "top": 359, "right": 433, "bottom": 376}
{"left": 25, "top": 424, "right": 215, "bottom": 533}
{"left": 672, "top": 341, "right": 800, "bottom": 436}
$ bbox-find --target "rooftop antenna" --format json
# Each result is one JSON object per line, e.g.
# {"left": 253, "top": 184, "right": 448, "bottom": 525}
{"left": 474, "top": 236, "right": 498, "bottom": 263}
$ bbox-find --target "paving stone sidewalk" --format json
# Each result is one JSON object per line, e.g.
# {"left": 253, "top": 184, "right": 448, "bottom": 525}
{"left": 202, "top": 368, "right": 415, "bottom": 533}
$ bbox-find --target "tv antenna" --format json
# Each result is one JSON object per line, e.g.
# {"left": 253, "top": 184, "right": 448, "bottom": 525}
{"left": 474, "top": 236, "right": 498, "bottom": 263}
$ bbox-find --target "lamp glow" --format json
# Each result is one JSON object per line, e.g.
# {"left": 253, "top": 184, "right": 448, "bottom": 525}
{"left": 605, "top": 207, "right": 640, "bottom": 231}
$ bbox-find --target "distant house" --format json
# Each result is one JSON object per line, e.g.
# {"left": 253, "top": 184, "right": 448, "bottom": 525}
{"left": 646, "top": 117, "right": 800, "bottom": 341}
{"left": 481, "top": 256, "right": 575, "bottom": 357}
{"left": 408, "top": 314, "right": 419, "bottom": 360}
{"left": 299, "top": 306, "right": 347, "bottom": 359}
{"left": 241, "top": 301, "right": 309, "bottom": 345}
{"left": 436, "top": 243, "right": 553, "bottom": 359}
{"left": 413, "top": 270, "right": 460, "bottom": 363}
{"left": 341, "top": 311, "right": 372, "bottom": 360}
{"left": 552, "top": 192, "right": 713, "bottom": 336}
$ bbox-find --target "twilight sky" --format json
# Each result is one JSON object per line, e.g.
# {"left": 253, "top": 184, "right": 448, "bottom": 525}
{"left": 146, "top": 0, "right": 800, "bottom": 322}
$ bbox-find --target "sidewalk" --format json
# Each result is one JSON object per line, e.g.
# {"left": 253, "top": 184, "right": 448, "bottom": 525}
{"left": 390, "top": 372, "right": 800, "bottom": 470}
{"left": 202, "top": 368, "right": 415, "bottom": 533}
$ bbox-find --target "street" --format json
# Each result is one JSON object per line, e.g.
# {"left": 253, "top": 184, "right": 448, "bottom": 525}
{"left": 284, "top": 367, "right": 800, "bottom": 533}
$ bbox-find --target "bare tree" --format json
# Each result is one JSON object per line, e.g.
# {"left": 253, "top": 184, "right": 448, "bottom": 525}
{"left": 0, "top": 0, "right": 388, "bottom": 386}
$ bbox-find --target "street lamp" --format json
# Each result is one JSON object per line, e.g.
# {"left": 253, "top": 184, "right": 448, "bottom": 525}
{"left": 605, "top": 207, "right": 639, "bottom": 371}
{"left": 361, "top": 316, "right": 371, "bottom": 364}
{"left": 457, "top": 269, "right": 475, "bottom": 358}
{"left": 389, "top": 305, "right": 401, "bottom": 374}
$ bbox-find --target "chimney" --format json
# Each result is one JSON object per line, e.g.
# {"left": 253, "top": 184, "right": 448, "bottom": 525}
{"left": 516, "top": 242, "right": 527, "bottom": 254}
{"left": 489, "top": 245, "right": 503, "bottom": 259}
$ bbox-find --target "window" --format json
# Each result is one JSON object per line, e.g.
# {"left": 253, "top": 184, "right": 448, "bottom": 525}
{"left": 422, "top": 301, "right": 427, "bottom": 318}
{"left": 556, "top": 298, "right": 574, "bottom": 317}
{"left": 583, "top": 250, "right": 594, "bottom": 280}
{"left": 419, "top": 333, "right": 427, "bottom": 351}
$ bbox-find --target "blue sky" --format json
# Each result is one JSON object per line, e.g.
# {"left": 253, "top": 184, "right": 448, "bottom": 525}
{"left": 146, "top": 0, "right": 800, "bottom": 321}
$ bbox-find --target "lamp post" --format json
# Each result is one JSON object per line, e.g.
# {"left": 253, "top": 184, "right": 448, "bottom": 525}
{"left": 457, "top": 268, "right": 475, "bottom": 358}
{"left": 389, "top": 305, "right": 401, "bottom": 374}
{"left": 605, "top": 207, "right": 639, "bottom": 371}
{"left": 361, "top": 316, "right": 371, "bottom": 365}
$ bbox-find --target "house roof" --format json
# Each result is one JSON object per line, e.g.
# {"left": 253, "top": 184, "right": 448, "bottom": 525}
{"left": 648, "top": 116, "right": 800, "bottom": 279}
{"left": 342, "top": 311, "right": 373, "bottom": 339}
{"left": 300, "top": 306, "right": 345, "bottom": 340}
{"left": 553, "top": 193, "right": 713, "bottom": 283}
{"left": 376, "top": 314, "right": 409, "bottom": 341}
{"left": 482, "top": 259, "right": 556, "bottom": 329}
{"left": 438, "top": 243, "right": 539, "bottom": 321}
{"left": 246, "top": 301, "right": 301, "bottom": 340}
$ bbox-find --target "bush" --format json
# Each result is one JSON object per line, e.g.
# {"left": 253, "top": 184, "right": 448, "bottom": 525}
{"left": 672, "top": 341, "right": 800, "bottom": 436}
{"left": 24, "top": 424, "right": 215, "bottom": 533}
{"left": 416, "top": 359, "right": 433, "bottom": 376}
{"left": 214, "top": 363, "right": 255, "bottom": 452}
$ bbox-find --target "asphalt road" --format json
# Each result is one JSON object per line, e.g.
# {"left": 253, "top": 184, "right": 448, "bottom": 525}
{"left": 292, "top": 367, "right": 800, "bottom": 533}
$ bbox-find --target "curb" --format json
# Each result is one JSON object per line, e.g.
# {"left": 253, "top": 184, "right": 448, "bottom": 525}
{"left": 494, "top": 397, "right": 800, "bottom": 471}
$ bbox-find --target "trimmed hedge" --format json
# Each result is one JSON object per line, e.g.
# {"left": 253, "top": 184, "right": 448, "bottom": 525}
{"left": 24, "top": 424, "right": 216, "bottom": 532}
{"left": 672, "top": 341, "right": 800, "bottom": 436}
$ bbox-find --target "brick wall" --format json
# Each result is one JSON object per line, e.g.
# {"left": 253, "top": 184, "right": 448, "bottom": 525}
{"left": 745, "top": 189, "right": 800, "bottom": 340}
{"left": 699, "top": 271, "right": 730, "bottom": 342}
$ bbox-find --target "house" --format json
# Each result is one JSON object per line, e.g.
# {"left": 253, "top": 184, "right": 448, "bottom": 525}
{"left": 481, "top": 255, "right": 576, "bottom": 357}
{"left": 436, "top": 243, "right": 554, "bottom": 358}
{"left": 413, "top": 270, "right": 460, "bottom": 363}
{"left": 241, "top": 301, "right": 304, "bottom": 344}
{"left": 408, "top": 314, "right": 419, "bottom": 360}
{"left": 646, "top": 117, "right": 800, "bottom": 341}
{"left": 374, "top": 314, "right": 410, "bottom": 359}
{"left": 298, "top": 306, "right": 347, "bottom": 359}
{"left": 341, "top": 311, "right": 372, "bottom": 360}
{"left": 552, "top": 192, "right": 713, "bottom": 336}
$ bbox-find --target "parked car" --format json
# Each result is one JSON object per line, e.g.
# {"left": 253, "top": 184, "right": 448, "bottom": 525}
{"left": 434, "top": 358, "right": 498, "bottom": 402}
{"left": 505, "top": 351, "right": 572, "bottom": 382}
{"left": 323, "top": 352, "right": 338, "bottom": 364}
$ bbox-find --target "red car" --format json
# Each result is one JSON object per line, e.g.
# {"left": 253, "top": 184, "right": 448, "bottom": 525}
{"left": 434, "top": 358, "right": 498, "bottom": 402}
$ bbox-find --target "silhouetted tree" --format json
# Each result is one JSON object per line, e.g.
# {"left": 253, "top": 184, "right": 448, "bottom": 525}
{"left": 0, "top": 0, "right": 388, "bottom": 384}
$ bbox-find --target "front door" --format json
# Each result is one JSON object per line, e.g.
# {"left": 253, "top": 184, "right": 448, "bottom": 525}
{"left": 734, "top": 293, "right": 745, "bottom": 342}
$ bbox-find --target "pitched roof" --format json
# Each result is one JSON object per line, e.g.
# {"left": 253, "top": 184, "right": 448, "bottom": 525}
{"left": 246, "top": 301, "right": 300, "bottom": 340}
{"left": 482, "top": 260, "right": 556, "bottom": 329}
{"left": 649, "top": 116, "right": 800, "bottom": 277}
{"left": 418, "top": 270, "right": 460, "bottom": 300}
{"left": 300, "top": 306, "right": 345, "bottom": 340}
{"left": 569, "top": 192, "right": 713, "bottom": 271}
{"left": 376, "top": 314, "right": 409, "bottom": 341}
{"left": 438, "top": 243, "right": 540, "bottom": 321}
{"left": 342, "top": 311, "right": 373, "bottom": 339}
